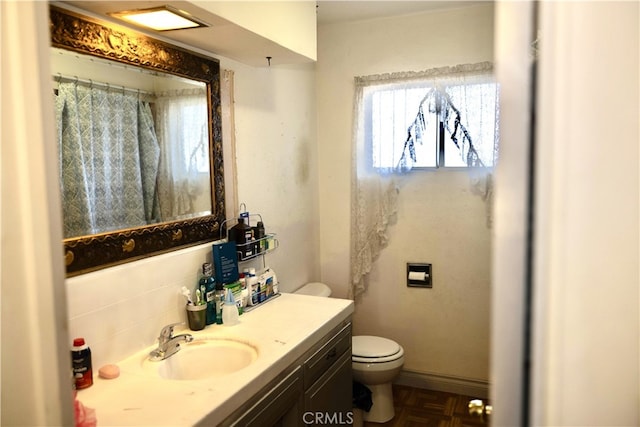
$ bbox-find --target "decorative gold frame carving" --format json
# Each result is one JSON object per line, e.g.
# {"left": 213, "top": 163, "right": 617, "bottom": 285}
{"left": 50, "top": 6, "right": 226, "bottom": 277}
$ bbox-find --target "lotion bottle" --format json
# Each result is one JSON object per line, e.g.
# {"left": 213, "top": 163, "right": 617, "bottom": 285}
{"left": 222, "top": 289, "right": 240, "bottom": 326}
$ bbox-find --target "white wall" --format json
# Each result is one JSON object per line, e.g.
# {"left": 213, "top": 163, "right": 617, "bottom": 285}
{"left": 229, "top": 59, "right": 320, "bottom": 287}
{"left": 531, "top": 1, "right": 639, "bottom": 424}
{"left": 1, "top": 1, "right": 74, "bottom": 425}
{"left": 192, "top": 1, "right": 317, "bottom": 61}
{"left": 317, "top": 3, "right": 494, "bottom": 387}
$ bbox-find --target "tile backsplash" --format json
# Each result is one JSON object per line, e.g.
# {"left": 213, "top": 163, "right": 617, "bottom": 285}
{"left": 66, "top": 243, "right": 213, "bottom": 369}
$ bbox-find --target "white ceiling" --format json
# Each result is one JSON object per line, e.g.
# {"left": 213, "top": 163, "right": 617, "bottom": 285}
{"left": 55, "top": 1, "right": 311, "bottom": 66}
{"left": 53, "top": 1, "right": 491, "bottom": 66}
{"left": 316, "top": 1, "right": 491, "bottom": 25}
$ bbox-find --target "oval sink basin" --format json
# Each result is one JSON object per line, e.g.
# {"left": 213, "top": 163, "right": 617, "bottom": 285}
{"left": 142, "top": 338, "right": 258, "bottom": 380}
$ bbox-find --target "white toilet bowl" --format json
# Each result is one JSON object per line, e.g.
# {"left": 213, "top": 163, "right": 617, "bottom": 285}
{"left": 293, "top": 283, "right": 405, "bottom": 424}
{"left": 352, "top": 335, "right": 405, "bottom": 423}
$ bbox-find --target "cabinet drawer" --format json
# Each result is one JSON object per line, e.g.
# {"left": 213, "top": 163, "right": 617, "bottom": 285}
{"left": 304, "top": 350, "right": 352, "bottom": 417}
{"left": 304, "top": 323, "right": 351, "bottom": 389}
{"left": 223, "top": 366, "right": 302, "bottom": 427}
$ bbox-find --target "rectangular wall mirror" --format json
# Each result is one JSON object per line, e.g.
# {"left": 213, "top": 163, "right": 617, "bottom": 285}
{"left": 50, "top": 6, "right": 226, "bottom": 276}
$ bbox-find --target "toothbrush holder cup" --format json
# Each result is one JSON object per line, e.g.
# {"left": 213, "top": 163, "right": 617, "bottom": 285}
{"left": 186, "top": 304, "right": 207, "bottom": 331}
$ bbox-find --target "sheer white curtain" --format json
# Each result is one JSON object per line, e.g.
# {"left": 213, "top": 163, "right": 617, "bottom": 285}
{"left": 154, "top": 88, "right": 209, "bottom": 220}
{"left": 350, "top": 62, "right": 496, "bottom": 299}
{"left": 350, "top": 82, "right": 400, "bottom": 299}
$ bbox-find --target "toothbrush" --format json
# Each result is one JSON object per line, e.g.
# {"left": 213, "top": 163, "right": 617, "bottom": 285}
{"left": 200, "top": 285, "right": 207, "bottom": 305}
{"left": 195, "top": 289, "right": 203, "bottom": 305}
{"left": 181, "top": 286, "right": 194, "bottom": 305}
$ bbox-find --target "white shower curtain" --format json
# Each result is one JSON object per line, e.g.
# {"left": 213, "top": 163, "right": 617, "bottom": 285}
{"left": 55, "top": 81, "right": 160, "bottom": 238}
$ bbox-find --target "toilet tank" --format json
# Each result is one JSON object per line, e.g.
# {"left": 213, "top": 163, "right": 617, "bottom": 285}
{"left": 294, "top": 282, "right": 332, "bottom": 297}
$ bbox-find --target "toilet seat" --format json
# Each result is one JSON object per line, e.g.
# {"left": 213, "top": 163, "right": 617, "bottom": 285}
{"left": 352, "top": 336, "right": 404, "bottom": 363}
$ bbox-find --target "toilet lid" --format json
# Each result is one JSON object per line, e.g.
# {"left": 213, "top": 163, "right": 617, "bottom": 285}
{"left": 294, "top": 282, "right": 332, "bottom": 297}
{"left": 352, "top": 335, "right": 401, "bottom": 358}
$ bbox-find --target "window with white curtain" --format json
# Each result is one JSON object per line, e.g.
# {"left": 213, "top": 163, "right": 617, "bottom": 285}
{"left": 154, "top": 88, "right": 210, "bottom": 220}
{"left": 350, "top": 62, "right": 497, "bottom": 299}
{"left": 363, "top": 68, "right": 499, "bottom": 171}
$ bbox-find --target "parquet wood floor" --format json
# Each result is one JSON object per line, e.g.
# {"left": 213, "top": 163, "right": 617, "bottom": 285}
{"left": 362, "top": 385, "right": 491, "bottom": 427}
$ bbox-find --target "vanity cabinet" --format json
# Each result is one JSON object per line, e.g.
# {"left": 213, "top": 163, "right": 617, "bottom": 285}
{"left": 220, "top": 366, "right": 303, "bottom": 427}
{"left": 220, "top": 320, "right": 352, "bottom": 427}
{"left": 303, "top": 323, "right": 352, "bottom": 421}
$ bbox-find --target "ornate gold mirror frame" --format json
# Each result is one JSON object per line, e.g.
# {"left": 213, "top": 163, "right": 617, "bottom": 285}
{"left": 50, "top": 6, "right": 225, "bottom": 277}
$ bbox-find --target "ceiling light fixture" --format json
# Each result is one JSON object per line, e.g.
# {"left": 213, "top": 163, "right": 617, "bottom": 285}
{"left": 109, "top": 6, "right": 208, "bottom": 31}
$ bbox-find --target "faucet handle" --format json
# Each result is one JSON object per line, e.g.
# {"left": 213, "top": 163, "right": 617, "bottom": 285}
{"left": 159, "top": 322, "right": 184, "bottom": 340}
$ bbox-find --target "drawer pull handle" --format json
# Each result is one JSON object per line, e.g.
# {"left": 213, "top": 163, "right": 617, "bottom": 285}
{"left": 326, "top": 348, "right": 337, "bottom": 360}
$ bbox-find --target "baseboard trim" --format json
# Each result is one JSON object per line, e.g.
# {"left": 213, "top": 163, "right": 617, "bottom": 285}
{"left": 394, "top": 370, "right": 489, "bottom": 399}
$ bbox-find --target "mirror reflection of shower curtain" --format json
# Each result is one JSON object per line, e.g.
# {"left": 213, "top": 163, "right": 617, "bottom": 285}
{"left": 55, "top": 82, "right": 160, "bottom": 238}
{"left": 154, "top": 88, "right": 208, "bottom": 221}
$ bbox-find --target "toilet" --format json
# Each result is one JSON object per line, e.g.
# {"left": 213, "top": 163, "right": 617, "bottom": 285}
{"left": 294, "top": 282, "right": 405, "bottom": 424}
{"left": 351, "top": 335, "right": 404, "bottom": 423}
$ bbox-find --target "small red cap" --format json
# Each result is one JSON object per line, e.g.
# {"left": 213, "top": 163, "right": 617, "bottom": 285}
{"left": 73, "top": 338, "right": 85, "bottom": 346}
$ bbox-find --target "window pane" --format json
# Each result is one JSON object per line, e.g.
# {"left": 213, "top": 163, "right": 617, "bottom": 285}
{"left": 444, "top": 82, "right": 499, "bottom": 167}
{"left": 367, "top": 77, "right": 499, "bottom": 170}
{"left": 370, "top": 86, "right": 437, "bottom": 169}
{"left": 406, "top": 87, "right": 437, "bottom": 168}
{"left": 444, "top": 137, "right": 468, "bottom": 167}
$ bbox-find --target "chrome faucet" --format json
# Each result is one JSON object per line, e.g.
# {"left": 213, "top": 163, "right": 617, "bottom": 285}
{"left": 149, "top": 322, "right": 194, "bottom": 361}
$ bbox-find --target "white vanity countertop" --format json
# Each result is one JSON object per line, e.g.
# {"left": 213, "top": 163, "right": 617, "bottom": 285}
{"left": 76, "top": 293, "right": 354, "bottom": 426}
